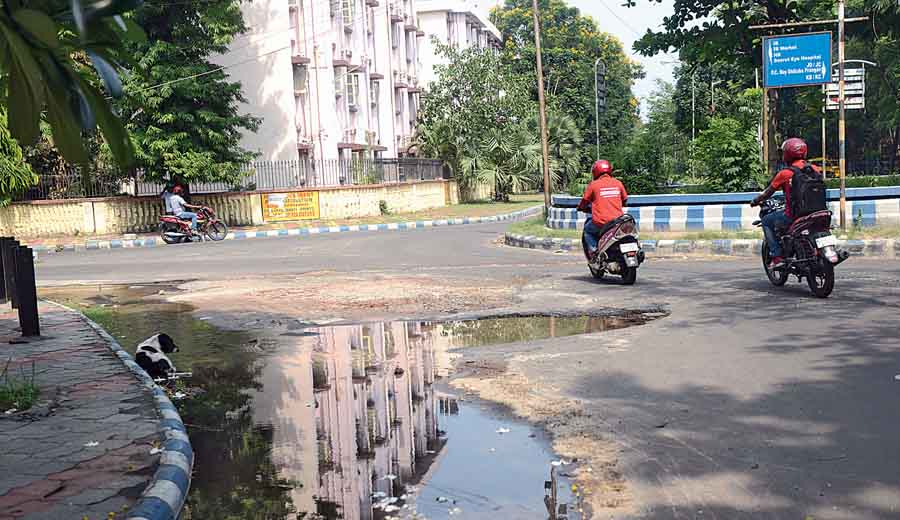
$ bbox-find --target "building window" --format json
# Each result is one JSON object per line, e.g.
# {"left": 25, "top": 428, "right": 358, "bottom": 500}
{"left": 370, "top": 79, "right": 379, "bottom": 107}
{"left": 342, "top": 0, "right": 355, "bottom": 30}
{"left": 292, "top": 64, "right": 307, "bottom": 94}
{"left": 334, "top": 71, "right": 346, "bottom": 98}
{"left": 347, "top": 73, "right": 360, "bottom": 109}
{"left": 391, "top": 24, "right": 400, "bottom": 49}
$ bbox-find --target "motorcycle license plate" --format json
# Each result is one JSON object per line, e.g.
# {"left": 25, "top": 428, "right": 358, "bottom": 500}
{"left": 815, "top": 235, "right": 837, "bottom": 248}
{"left": 620, "top": 242, "right": 639, "bottom": 253}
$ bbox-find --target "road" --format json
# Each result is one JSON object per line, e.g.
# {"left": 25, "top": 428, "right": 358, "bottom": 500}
{"left": 37, "top": 222, "right": 900, "bottom": 519}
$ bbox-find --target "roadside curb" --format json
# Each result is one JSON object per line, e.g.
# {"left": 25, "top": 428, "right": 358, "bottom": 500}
{"left": 28, "top": 206, "right": 544, "bottom": 255}
{"left": 44, "top": 300, "right": 194, "bottom": 520}
{"left": 503, "top": 233, "right": 899, "bottom": 258}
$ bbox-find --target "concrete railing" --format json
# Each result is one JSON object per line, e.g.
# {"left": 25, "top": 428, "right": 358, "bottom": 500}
{"left": 549, "top": 188, "right": 900, "bottom": 231}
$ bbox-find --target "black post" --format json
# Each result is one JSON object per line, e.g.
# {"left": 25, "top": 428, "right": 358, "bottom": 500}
{"left": 1, "top": 239, "right": 20, "bottom": 309}
{"left": 0, "top": 236, "right": 10, "bottom": 303}
{"left": 14, "top": 246, "right": 39, "bottom": 337}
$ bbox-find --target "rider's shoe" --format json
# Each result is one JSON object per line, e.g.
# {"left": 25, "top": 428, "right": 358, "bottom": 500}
{"left": 768, "top": 256, "right": 785, "bottom": 270}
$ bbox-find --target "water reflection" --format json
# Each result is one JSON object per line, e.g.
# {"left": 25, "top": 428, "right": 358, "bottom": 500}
{"left": 258, "top": 321, "right": 443, "bottom": 519}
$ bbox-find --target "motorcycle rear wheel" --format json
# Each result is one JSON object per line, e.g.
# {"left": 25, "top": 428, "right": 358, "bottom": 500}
{"left": 807, "top": 260, "right": 834, "bottom": 298}
{"left": 762, "top": 242, "right": 788, "bottom": 286}
{"left": 159, "top": 224, "right": 182, "bottom": 245}
{"left": 206, "top": 221, "right": 228, "bottom": 241}
{"left": 621, "top": 266, "right": 637, "bottom": 285}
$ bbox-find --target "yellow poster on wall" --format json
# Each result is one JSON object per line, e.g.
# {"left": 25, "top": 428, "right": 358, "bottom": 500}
{"left": 262, "top": 192, "right": 320, "bottom": 221}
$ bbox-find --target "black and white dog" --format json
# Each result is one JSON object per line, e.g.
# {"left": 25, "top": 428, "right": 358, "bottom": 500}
{"left": 135, "top": 333, "right": 179, "bottom": 379}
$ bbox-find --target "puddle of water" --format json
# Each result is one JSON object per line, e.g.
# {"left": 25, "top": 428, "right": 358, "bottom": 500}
{"left": 42, "top": 286, "right": 647, "bottom": 519}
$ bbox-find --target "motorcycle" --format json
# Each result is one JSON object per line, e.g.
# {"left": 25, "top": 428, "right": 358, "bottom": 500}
{"left": 159, "top": 206, "right": 228, "bottom": 244}
{"left": 753, "top": 198, "right": 849, "bottom": 298}
{"left": 581, "top": 214, "right": 645, "bottom": 285}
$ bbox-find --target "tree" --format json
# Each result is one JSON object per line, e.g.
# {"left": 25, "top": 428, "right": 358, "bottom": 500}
{"left": 0, "top": 0, "right": 143, "bottom": 166}
{"left": 491, "top": 0, "right": 643, "bottom": 165}
{"left": 0, "top": 107, "right": 36, "bottom": 203}
{"left": 112, "top": 0, "right": 260, "bottom": 185}
{"left": 418, "top": 43, "right": 540, "bottom": 200}
{"left": 693, "top": 115, "right": 764, "bottom": 192}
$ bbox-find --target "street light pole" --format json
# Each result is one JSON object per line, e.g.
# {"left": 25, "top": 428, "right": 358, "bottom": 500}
{"left": 531, "top": 0, "right": 552, "bottom": 214}
{"left": 837, "top": 0, "right": 847, "bottom": 231}
{"left": 594, "top": 58, "right": 604, "bottom": 161}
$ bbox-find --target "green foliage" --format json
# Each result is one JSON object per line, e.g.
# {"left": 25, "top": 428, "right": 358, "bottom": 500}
{"left": 0, "top": 359, "right": 39, "bottom": 411}
{"left": 113, "top": 0, "right": 260, "bottom": 185}
{"left": 379, "top": 199, "right": 390, "bottom": 215}
{"left": 826, "top": 175, "right": 900, "bottom": 189}
{"left": 0, "top": 108, "right": 37, "bottom": 203}
{"left": 693, "top": 116, "right": 764, "bottom": 192}
{"left": 0, "top": 0, "right": 144, "bottom": 166}
{"left": 418, "top": 43, "right": 541, "bottom": 199}
{"left": 491, "top": 0, "right": 643, "bottom": 165}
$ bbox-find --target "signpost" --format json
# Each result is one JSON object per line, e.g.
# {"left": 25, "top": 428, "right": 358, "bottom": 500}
{"left": 826, "top": 68, "right": 865, "bottom": 110}
{"left": 762, "top": 32, "right": 832, "bottom": 88}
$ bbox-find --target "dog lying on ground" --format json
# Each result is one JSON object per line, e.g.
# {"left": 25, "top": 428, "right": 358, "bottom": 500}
{"left": 135, "top": 333, "right": 179, "bottom": 379}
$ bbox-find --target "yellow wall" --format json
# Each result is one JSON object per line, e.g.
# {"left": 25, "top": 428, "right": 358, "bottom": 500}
{"left": 1, "top": 180, "right": 459, "bottom": 238}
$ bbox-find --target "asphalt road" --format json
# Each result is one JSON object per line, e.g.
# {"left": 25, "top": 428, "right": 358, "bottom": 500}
{"left": 36, "top": 223, "right": 900, "bottom": 519}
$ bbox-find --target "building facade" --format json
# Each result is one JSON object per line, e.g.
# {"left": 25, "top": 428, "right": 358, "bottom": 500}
{"left": 415, "top": 1, "right": 502, "bottom": 87}
{"left": 219, "top": 0, "right": 425, "bottom": 161}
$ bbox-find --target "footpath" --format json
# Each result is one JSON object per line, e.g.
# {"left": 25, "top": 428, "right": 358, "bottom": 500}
{"left": 0, "top": 303, "right": 191, "bottom": 520}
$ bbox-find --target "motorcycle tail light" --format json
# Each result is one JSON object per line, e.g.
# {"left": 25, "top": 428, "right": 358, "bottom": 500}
{"left": 824, "top": 246, "right": 839, "bottom": 264}
{"left": 620, "top": 222, "right": 635, "bottom": 235}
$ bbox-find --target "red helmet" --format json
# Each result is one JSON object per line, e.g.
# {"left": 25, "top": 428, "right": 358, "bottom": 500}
{"left": 781, "top": 138, "right": 808, "bottom": 163}
{"left": 591, "top": 159, "right": 613, "bottom": 179}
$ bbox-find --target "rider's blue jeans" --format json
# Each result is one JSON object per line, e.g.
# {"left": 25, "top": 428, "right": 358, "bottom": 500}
{"left": 177, "top": 211, "right": 198, "bottom": 230}
{"left": 762, "top": 209, "right": 791, "bottom": 257}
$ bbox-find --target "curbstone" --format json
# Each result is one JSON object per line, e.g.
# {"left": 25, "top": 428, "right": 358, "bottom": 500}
{"left": 504, "top": 233, "right": 898, "bottom": 258}
{"left": 43, "top": 301, "right": 194, "bottom": 520}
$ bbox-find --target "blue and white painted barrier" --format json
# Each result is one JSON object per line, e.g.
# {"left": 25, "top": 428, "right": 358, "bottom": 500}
{"left": 53, "top": 302, "right": 195, "bottom": 520}
{"left": 549, "top": 188, "right": 900, "bottom": 230}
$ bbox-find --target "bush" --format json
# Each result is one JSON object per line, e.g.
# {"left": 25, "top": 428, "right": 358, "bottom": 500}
{"left": 826, "top": 175, "right": 900, "bottom": 189}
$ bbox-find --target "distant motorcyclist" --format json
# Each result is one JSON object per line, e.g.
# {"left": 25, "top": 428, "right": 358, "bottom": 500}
{"left": 751, "top": 137, "right": 823, "bottom": 270}
{"left": 169, "top": 185, "right": 203, "bottom": 232}
{"left": 577, "top": 160, "right": 628, "bottom": 258}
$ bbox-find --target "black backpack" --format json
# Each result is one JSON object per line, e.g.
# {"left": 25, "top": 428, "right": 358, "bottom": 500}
{"left": 788, "top": 165, "right": 827, "bottom": 218}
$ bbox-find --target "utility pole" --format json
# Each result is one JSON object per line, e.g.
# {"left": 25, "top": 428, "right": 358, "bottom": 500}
{"left": 822, "top": 84, "right": 827, "bottom": 173}
{"left": 532, "top": 0, "right": 552, "bottom": 214}
{"left": 594, "top": 59, "right": 606, "bottom": 161}
{"left": 837, "top": 0, "right": 847, "bottom": 230}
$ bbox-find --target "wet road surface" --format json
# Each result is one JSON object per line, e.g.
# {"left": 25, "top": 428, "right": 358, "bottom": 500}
{"left": 36, "top": 222, "right": 900, "bottom": 519}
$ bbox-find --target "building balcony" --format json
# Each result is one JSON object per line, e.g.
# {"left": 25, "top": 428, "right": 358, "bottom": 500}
{"left": 404, "top": 24, "right": 418, "bottom": 33}
{"left": 369, "top": 72, "right": 385, "bottom": 80}
{"left": 415, "top": 29, "right": 425, "bottom": 38}
{"left": 292, "top": 55, "right": 311, "bottom": 65}
{"left": 365, "top": 0, "right": 379, "bottom": 5}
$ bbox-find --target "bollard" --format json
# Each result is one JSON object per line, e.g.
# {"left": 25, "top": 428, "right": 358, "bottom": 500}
{"left": 13, "top": 246, "right": 39, "bottom": 337}
{"left": 0, "top": 236, "right": 11, "bottom": 303}
{"left": 1, "top": 239, "right": 20, "bottom": 309}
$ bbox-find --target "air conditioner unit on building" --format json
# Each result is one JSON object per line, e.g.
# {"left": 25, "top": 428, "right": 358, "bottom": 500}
{"left": 298, "top": 136, "right": 312, "bottom": 145}
{"left": 343, "top": 49, "right": 353, "bottom": 59}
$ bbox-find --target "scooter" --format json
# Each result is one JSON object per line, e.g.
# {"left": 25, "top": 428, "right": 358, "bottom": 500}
{"left": 581, "top": 215, "right": 645, "bottom": 285}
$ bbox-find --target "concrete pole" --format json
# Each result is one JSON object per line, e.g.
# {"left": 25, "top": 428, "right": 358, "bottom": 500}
{"left": 532, "top": 0, "right": 552, "bottom": 213}
{"left": 838, "top": 0, "right": 847, "bottom": 230}
{"left": 594, "top": 58, "right": 602, "bottom": 161}
{"left": 822, "top": 84, "right": 827, "bottom": 173}
{"left": 762, "top": 88, "right": 770, "bottom": 175}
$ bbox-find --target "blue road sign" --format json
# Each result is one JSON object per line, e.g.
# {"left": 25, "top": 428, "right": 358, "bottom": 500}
{"left": 763, "top": 32, "right": 832, "bottom": 88}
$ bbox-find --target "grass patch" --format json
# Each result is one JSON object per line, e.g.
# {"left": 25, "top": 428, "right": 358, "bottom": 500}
{"left": 508, "top": 217, "right": 900, "bottom": 241}
{"left": 0, "top": 359, "right": 39, "bottom": 412}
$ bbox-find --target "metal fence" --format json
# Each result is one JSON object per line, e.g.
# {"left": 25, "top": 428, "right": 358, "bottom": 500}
{"left": 17, "top": 158, "right": 448, "bottom": 201}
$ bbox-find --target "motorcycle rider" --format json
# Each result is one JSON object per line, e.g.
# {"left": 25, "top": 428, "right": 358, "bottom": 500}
{"left": 169, "top": 185, "right": 203, "bottom": 232}
{"left": 750, "top": 137, "right": 822, "bottom": 270}
{"left": 577, "top": 159, "right": 628, "bottom": 259}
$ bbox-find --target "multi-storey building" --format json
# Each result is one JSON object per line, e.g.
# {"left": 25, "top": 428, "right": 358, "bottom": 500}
{"left": 415, "top": 1, "right": 502, "bottom": 87}
{"left": 219, "top": 0, "right": 425, "bottom": 162}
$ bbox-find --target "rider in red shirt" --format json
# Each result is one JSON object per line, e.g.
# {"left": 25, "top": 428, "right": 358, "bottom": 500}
{"left": 751, "top": 138, "right": 822, "bottom": 270}
{"left": 578, "top": 160, "right": 628, "bottom": 257}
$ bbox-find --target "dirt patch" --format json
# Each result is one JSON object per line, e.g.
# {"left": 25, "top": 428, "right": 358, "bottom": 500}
{"left": 452, "top": 363, "right": 633, "bottom": 518}
{"left": 169, "top": 272, "right": 520, "bottom": 321}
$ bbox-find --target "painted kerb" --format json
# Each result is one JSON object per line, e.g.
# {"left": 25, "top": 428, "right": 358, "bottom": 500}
{"left": 45, "top": 301, "right": 194, "bottom": 520}
{"left": 504, "top": 233, "right": 898, "bottom": 258}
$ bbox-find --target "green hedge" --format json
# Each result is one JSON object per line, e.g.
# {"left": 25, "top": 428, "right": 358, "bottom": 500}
{"left": 826, "top": 175, "right": 900, "bottom": 189}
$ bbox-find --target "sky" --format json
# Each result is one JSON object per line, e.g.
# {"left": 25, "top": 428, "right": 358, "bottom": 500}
{"left": 479, "top": 0, "right": 679, "bottom": 117}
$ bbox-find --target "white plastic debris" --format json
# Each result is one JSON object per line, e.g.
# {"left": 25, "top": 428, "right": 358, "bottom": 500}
{"left": 436, "top": 497, "right": 449, "bottom": 503}
{"left": 84, "top": 441, "right": 99, "bottom": 447}
{"left": 551, "top": 459, "right": 569, "bottom": 467}
{"left": 449, "top": 507, "right": 463, "bottom": 515}
{"left": 382, "top": 474, "right": 397, "bottom": 481}
{"left": 384, "top": 505, "right": 400, "bottom": 513}
{"left": 372, "top": 491, "right": 387, "bottom": 499}
{"left": 894, "top": 374, "right": 900, "bottom": 381}
{"left": 495, "top": 428, "right": 511, "bottom": 434}
{"left": 4, "top": 408, "right": 16, "bottom": 415}
{"left": 172, "top": 392, "right": 187, "bottom": 400}
{"left": 149, "top": 447, "right": 162, "bottom": 455}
